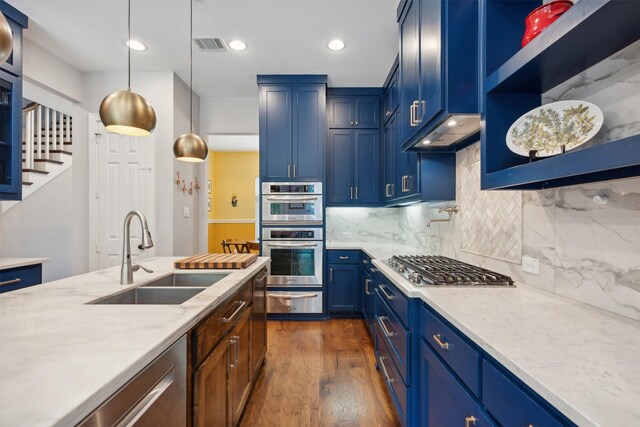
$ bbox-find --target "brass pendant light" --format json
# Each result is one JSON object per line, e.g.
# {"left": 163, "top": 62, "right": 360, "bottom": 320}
{"left": 99, "top": 0, "right": 156, "bottom": 136}
{"left": 0, "top": 11, "right": 13, "bottom": 64}
{"left": 173, "top": 0, "right": 208, "bottom": 162}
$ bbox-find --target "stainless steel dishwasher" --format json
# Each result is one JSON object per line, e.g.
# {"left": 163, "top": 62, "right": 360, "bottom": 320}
{"left": 78, "top": 335, "right": 187, "bottom": 427}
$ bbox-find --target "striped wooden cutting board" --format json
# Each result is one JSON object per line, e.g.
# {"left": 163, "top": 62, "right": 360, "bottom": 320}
{"left": 174, "top": 253, "right": 258, "bottom": 269}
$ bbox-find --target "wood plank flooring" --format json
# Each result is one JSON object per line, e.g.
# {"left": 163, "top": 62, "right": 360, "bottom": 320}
{"left": 239, "top": 319, "right": 400, "bottom": 427}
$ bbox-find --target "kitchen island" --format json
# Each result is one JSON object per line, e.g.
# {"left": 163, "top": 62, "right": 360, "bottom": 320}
{"left": 0, "top": 256, "right": 269, "bottom": 427}
{"left": 327, "top": 242, "right": 640, "bottom": 427}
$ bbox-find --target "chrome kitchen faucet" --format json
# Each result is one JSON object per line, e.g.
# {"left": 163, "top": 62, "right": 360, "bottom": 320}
{"left": 121, "top": 210, "right": 154, "bottom": 284}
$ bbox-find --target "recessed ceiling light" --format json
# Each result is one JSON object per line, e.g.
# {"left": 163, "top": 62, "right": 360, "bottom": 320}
{"left": 126, "top": 40, "right": 147, "bottom": 51}
{"left": 228, "top": 40, "right": 247, "bottom": 51}
{"left": 328, "top": 39, "right": 345, "bottom": 51}
{"left": 447, "top": 119, "right": 457, "bottom": 127}
{"left": 422, "top": 139, "right": 432, "bottom": 145}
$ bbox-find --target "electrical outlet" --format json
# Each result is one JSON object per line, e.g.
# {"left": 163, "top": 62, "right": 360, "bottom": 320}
{"left": 342, "top": 231, "right": 352, "bottom": 239}
{"left": 183, "top": 207, "right": 190, "bottom": 218}
{"left": 522, "top": 256, "right": 539, "bottom": 275}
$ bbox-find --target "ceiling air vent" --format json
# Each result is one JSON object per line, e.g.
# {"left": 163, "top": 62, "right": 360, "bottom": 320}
{"left": 193, "top": 37, "right": 227, "bottom": 51}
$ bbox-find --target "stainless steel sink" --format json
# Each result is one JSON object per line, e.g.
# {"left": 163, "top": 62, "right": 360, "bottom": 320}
{"left": 91, "top": 286, "right": 207, "bottom": 305}
{"left": 140, "top": 273, "right": 230, "bottom": 288}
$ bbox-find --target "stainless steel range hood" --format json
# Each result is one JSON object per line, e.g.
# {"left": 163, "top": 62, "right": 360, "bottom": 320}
{"left": 411, "top": 114, "right": 480, "bottom": 150}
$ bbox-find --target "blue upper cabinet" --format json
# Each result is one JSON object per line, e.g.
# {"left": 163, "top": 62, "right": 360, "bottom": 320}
{"left": 354, "top": 130, "right": 380, "bottom": 204}
{"left": 383, "top": 57, "right": 399, "bottom": 125}
{"left": 397, "top": 0, "right": 480, "bottom": 152}
{"left": 383, "top": 114, "right": 398, "bottom": 202}
{"left": 0, "top": 4, "right": 27, "bottom": 201}
{"left": 327, "top": 129, "right": 354, "bottom": 204}
{"left": 328, "top": 95, "right": 380, "bottom": 129}
{"left": 257, "top": 75, "right": 326, "bottom": 181}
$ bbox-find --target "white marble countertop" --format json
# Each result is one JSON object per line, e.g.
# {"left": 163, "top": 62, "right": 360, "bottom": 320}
{"left": 0, "top": 256, "right": 270, "bottom": 427}
{"left": 0, "top": 257, "right": 49, "bottom": 270}
{"left": 327, "top": 241, "right": 640, "bottom": 427}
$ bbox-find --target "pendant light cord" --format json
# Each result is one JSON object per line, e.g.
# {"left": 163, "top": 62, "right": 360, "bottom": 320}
{"left": 128, "top": 0, "right": 131, "bottom": 90}
{"left": 189, "top": 0, "right": 194, "bottom": 133}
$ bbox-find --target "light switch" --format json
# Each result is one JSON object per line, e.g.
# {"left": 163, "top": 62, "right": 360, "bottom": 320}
{"left": 522, "top": 256, "right": 539, "bottom": 275}
{"left": 183, "top": 207, "right": 190, "bottom": 218}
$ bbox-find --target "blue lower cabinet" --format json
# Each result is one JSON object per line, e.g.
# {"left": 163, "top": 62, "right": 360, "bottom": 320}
{"left": 420, "top": 340, "right": 495, "bottom": 427}
{"left": 362, "top": 269, "right": 376, "bottom": 336}
{"left": 376, "top": 289, "right": 410, "bottom": 385}
{"left": 376, "top": 322, "right": 409, "bottom": 427}
{"left": 0, "top": 264, "right": 43, "bottom": 293}
{"left": 328, "top": 263, "right": 360, "bottom": 313}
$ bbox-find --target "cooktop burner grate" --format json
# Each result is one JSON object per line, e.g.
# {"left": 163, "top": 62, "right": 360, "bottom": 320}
{"left": 389, "top": 255, "right": 514, "bottom": 287}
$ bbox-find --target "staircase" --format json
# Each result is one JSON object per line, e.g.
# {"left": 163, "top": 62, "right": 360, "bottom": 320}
{"left": 1, "top": 103, "right": 73, "bottom": 213}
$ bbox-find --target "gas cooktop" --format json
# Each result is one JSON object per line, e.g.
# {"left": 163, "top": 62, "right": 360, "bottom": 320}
{"left": 386, "top": 255, "right": 515, "bottom": 287}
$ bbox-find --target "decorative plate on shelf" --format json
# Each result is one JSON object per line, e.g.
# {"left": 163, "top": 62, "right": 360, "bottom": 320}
{"left": 506, "top": 100, "right": 603, "bottom": 157}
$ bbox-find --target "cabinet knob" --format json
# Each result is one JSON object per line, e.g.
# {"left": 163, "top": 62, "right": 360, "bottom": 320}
{"left": 385, "top": 111, "right": 392, "bottom": 117}
{"left": 465, "top": 416, "right": 477, "bottom": 427}
{"left": 350, "top": 121, "right": 354, "bottom": 125}
{"left": 355, "top": 121, "right": 359, "bottom": 126}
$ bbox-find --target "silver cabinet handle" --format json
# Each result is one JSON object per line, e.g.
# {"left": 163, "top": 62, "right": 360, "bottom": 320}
{"left": 232, "top": 335, "right": 240, "bottom": 366}
{"left": 118, "top": 367, "right": 176, "bottom": 427}
{"left": 407, "top": 175, "right": 412, "bottom": 192}
{"left": 229, "top": 338, "right": 237, "bottom": 368}
{"left": 350, "top": 121, "right": 354, "bottom": 126}
{"left": 378, "top": 316, "right": 396, "bottom": 337}
{"left": 409, "top": 104, "right": 415, "bottom": 127}
{"left": 365, "top": 279, "right": 371, "bottom": 295}
{"left": 256, "top": 271, "right": 268, "bottom": 282}
{"left": 339, "top": 256, "right": 349, "bottom": 260}
{"left": 433, "top": 334, "right": 450, "bottom": 350}
{"left": 355, "top": 186, "right": 358, "bottom": 200}
{"left": 371, "top": 268, "right": 378, "bottom": 273}
{"left": 293, "top": 164, "right": 297, "bottom": 178}
{"left": 385, "top": 111, "right": 392, "bottom": 117}
{"left": 465, "top": 416, "right": 477, "bottom": 427}
{"left": 355, "top": 120, "right": 359, "bottom": 126}
{"left": 267, "top": 293, "right": 318, "bottom": 299}
{"left": 385, "top": 183, "right": 390, "bottom": 197}
{"left": 350, "top": 187, "right": 353, "bottom": 200}
{"left": 266, "top": 242, "right": 319, "bottom": 248}
{"left": 0, "top": 278, "right": 22, "bottom": 287}
{"left": 221, "top": 300, "right": 246, "bottom": 323}
{"left": 266, "top": 196, "right": 318, "bottom": 201}
{"left": 363, "top": 259, "right": 369, "bottom": 264}
{"left": 379, "top": 284, "right": 395, "bottom": 300}
{"left": 287, "top": 164, "right": 291, "bottom": 178}
{"left": 378, "top": 356, "right": 396, "bottom": 384}
{"left": 329, "top": 268, "right": 333, "bottom": 282}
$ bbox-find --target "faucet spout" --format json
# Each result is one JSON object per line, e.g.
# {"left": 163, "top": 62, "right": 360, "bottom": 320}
{"left": 427, "top": 206, "right": 458, "bottom": 227}
{"left": 121, "top": 210, "right": 154, "bottom": 285}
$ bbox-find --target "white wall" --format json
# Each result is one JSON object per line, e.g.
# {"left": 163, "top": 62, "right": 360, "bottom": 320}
{"left": 199, "top": 97, "right": 258, "bottom": 135}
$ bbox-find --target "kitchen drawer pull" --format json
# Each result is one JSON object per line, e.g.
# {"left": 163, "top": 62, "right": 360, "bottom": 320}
{"left": 354, "top": 186, "right": 358, "bottom": 199}
{"left": 339, "top": 256, "right": 349, "bottom": 260}
{"left": 118, "top": 367, "right": 176, "bottom": 427}
{"left": 287, "top": 164, "right": 291, "bottom": 178}
{"left": 378, "top": 356, "right": 396, "bottom": 384}
{"left": 379, "top": 284, "right": 395, "bottom": 300}
{"left": 232, "top": 335, "right": 240, "bottom": 366}
{"left": 465, "top": 416, "right": 477, "bottom": 427}
{"left": 329, "top": 268, "right": 333, "bottom": 282}
{"left": 266, "top": 196, "right": 318, "bottom": 202}
{"left": 362, "top": 259, "right": 369, "bottom": 264}
{"left": 432, "top": 334, "right": 450, "bottom": 350}
{"left": 293, "top": 164, "right": 297, "bottom": 178}
{"left": 221, "top": 300, "right": 246, "bottom": 324}
{"left": 378, "top": 316, "right": 396, "bottom": 337}
{"left": 267, "top": 293, "right": 318, "bottom": 300}
{"left": 256, "top": 271, "right": 268, "bottom": 282}
{"left": 229, "top": 338, "right": 237, "bottom": 368}
{"left": 365, "top": 279, "right": 371, "bottom": 295}
{"left": 350, "top": 186, "right": 354, "bottom": 200}
{"left": 0, "top": 278, "right": 22, "bottom": 287}
{"left": 371, "top": 268, "right": 378, "bottom": 273}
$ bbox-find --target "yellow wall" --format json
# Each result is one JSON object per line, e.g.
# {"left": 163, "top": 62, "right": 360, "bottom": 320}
{"left": 207, "top": 151, "right": 259, "bottom": 253}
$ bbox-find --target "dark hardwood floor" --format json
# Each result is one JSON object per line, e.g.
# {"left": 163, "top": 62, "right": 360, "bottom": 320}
{"left": 239, "top": 319, "right": 400, "bottom": 427}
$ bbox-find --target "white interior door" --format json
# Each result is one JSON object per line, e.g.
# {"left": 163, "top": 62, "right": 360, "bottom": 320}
{"left": 89, "top": 116, "right": 155, "bottom": 270}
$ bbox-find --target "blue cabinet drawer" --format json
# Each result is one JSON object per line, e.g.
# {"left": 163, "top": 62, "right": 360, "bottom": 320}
{"left": 361, "top": 253, "right": 376, "bottom": 275}
{"left": 376, "top": 321, "right": 408, "bottom": 427}
{"left": 375, "top": 290, "right": 410, "bottom": 384}
{"left": 0, "top": 264, "right": 43, "bottom": 293}
{"left": 420, "top": 340, "right": 495, "bottom": 427}
{"left": 377, "top": 277, "right": 409, "bottom": 328}
{"left": 483, "top": 360, "right": 567, "bottom": 427}
{"left": 420, "top": 303, "right": 480, "bottom": 396}
{"left": 327, "top": 250, "right": 360, "bottom": 264}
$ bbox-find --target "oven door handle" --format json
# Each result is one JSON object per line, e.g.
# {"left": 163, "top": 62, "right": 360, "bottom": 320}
{"left": 266, "top": 196, "right": 319, "bottom": 202}
{"left": 267, "top": 293, "right": 318, "bottom": 299}
{"left": 265, "top": 243, "right": 320, "bottom": 248}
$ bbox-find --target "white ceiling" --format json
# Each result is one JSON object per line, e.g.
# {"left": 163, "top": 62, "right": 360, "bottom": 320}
{"left": 208, "top": 134, "right": 258, "bottom": 151}
{"left": 8, "top": 0, "right": 400, "bottom": 98}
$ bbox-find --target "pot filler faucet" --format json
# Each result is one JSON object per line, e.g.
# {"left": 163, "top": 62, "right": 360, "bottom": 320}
{"left": 121, "top": 210, "right": 154, "bottom": 285}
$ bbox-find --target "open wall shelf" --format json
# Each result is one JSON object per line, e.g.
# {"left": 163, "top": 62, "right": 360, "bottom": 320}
{"left": 481, "top": 0, "right": 640, "bottom": 190}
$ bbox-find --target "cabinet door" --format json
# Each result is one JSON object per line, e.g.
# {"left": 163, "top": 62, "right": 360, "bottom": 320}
{"left": 328, "top": 96, "right": 353, "bottom": 128}
{"left": 230, "top": 308, "right": 252, "bottom": 426}
{"left": 354, "top": 96, "right": 380, "bottom": 129}
{"left": 251, "top": 269, "right": 267, "bottom": 379}
{"left": 354, "top": 129, "right": 380, "bottom": 205}
{"left": 383, "top": 70, "right": 398, "bottom": 124}
{"left": 383, "top": 115, "right": 397, "bottom": 201}
{"left": 420, "top": 341, "right": 494, "bottom": 427}
{"left": 327, "top": 129, "right": 354, "bottom": 205}
{"left": 193, "top": 340, "right": 230, "bottom": 427}
{"left": 259, "top": 85, "right": 293, "bottom": 180}
{"left": 0, "top": 71, "right": 22, "bottom": 200}
{"left": 399, "top": 0, "right": 421, "bottom": 143}
{"left": 328, "top": 264, "right": 359, "bottom": 312}
{"left": 362, "top": 270, "right": 375, "bottom": 333}
{"left": 293, "top": 85, "right": 325, "bottom": 180}
{"left": 397, "top": 149, "right": 420, "bottom": 199}
{"left": 419, "top": 0, "right": 443, "bottom": 126}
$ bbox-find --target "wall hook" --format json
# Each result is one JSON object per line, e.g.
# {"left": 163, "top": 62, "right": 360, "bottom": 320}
{"left": 176, "top": 171, "right": 182, "bottom": 186}
{"left": 188, "top": 182, "right": 194, "bottom": 195}
{"left": 194, "top": 177, "right": 201, "bottom": 191}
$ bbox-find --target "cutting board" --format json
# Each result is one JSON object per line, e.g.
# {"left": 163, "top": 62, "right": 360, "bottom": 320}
{"left": 174, "top": 253, "right": 258, "bottom": 269}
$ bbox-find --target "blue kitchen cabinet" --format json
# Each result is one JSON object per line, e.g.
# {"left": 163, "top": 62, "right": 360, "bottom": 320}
{"left": 383, "top": 59, "right": 399, "bottom": 125}
{"left": 0, "top": 264, "right": 42, "bottom": 293}
{"left": 383, "top": 114, "right": 398, "bottom": 202}
{"left": 361, "top": 255, "right": 377, "bottom": 337}
{"left": 327, "top": 129, "right": 381, "bottom": 207}
{"left": 257, "top": 76, "right": 326, "bottom": 181}
{"left": 419, "top": 340, "right": 495, "bottom": 427}
{"left": 396, "top": 143, "right": 420, "bottom": 199}
{"left": 0, "top": 4, "right": 27, "bottom": 201}
{"left": 397, "top": 0, "right": 480, "bottom": 152}
{"left": 328, "top": 96, "right": 380, "bottom": 129}
{"left": 328, "top": 263, "right": 360, "bottom": 314}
